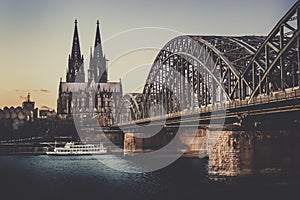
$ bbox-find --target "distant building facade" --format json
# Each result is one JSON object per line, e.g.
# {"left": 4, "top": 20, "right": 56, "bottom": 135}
{"left": 39, "top": 108, "right": 56, "bottom": 119}
{"left": 57, "top": 20, "right": 122, "bottom": 126}
{"left": 0, "top": 93, "right": 38, "bottom": 130}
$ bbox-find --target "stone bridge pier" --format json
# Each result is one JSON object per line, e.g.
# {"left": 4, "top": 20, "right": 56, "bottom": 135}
{"left": 123, "top": 126, "right": 245, "bottom": 158}
{"left": 123, "top": 126, "right": 293, "bottom": 178}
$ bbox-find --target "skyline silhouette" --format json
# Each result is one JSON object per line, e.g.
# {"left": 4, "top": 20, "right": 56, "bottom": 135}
{"left": 0, "top": 0, "right": 296, "bottom": 109}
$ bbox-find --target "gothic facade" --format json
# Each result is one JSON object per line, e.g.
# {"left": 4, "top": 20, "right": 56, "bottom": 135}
{"left": 57, "top": 20, "right": 123, "bottom": 126}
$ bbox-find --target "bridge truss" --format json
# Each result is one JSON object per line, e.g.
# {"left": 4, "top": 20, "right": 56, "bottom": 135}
{"left": 117, "top": 1, "right": 300, "bottom": 124}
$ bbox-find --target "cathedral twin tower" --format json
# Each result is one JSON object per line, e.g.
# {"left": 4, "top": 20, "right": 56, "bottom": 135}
{"left": 57, "top": 20, "right": 123, "bottom": 119}
{"left": 66, "top": 19, "right": 108, "bottom": 84}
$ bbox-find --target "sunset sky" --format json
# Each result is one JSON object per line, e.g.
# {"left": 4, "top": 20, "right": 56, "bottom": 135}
{"left": 0, "top": 0, "right": 297, "bottom": 110}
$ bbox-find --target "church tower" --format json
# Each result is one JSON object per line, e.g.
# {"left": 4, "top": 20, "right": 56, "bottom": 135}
{"left": 88, "top": 20, "right": 107, "bottom": 84}
{"left": 57, "top": 19, "right": 123, "bottom": 120}
{"left": 67, "top": 20, "right": 85, "bottom": 83}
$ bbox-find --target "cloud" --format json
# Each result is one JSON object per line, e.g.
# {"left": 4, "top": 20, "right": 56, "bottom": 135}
{"left": 40, "top": 105, "right": 53, "bottom": 110}
{"left": 40, "top": 89, "right": 50, "bottom": 93}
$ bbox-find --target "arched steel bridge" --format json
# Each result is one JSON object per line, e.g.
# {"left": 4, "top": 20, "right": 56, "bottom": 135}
{"left": 117, "top": 2, "right": 300, "bottom": 124}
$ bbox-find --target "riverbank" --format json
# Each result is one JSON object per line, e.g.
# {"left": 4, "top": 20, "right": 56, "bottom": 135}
{"left": 0, "top": 143, "right": 48, "bottom": 155}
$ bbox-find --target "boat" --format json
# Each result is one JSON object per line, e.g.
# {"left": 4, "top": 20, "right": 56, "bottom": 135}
{"left": 46, "top": 142, "right": 107, "bottom": 155}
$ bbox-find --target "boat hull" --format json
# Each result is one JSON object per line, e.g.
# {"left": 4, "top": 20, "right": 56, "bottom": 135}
{"left": 45, "top": 151, "right": 107, "bottom": 156}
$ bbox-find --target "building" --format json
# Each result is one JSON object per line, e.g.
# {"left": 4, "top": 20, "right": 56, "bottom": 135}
{"left": 39, "top": 106, "right": 56, "bottom": 119}
{"left": 22, "top": 93, "right": 38, "bottom": 119}
{"left": 57, "top": 20, "right": 123, "bottom": 126}
{"left": 0, "top": 93, "right": 38, "bottom": 130}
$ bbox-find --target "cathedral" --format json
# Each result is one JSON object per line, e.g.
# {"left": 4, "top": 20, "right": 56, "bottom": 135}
{"left": 57, "top": 20, "right": 123, "bottom": 126}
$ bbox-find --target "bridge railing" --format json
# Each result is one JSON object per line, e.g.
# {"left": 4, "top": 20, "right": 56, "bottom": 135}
{"left": 118, "top": 87, "right": 300, "bottom": 126}
{"left": 229, "top": 86, "right": 300, "bottom": 110}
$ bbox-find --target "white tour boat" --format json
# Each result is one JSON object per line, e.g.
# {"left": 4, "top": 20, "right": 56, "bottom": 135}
{"left": 46, "top": 142, "right": 107, "bottom": 155}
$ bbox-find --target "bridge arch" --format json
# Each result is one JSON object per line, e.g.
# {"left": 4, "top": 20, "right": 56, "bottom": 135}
{"left": 116, "top": 2, "right": 300, "bottom": 122}
{"left": 141, "top": 35, "right": 265, "bottom": 117}
{"left": 116, "top": 93, "right": 145, "bottom": 124}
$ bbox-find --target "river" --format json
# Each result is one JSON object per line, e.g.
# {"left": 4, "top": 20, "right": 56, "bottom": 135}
{"left": 0, "top": 131, "right": 300, "bottom": 200}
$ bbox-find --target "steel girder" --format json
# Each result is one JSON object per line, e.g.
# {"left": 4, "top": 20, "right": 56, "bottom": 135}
{"left": 243, "top": 1, "right": 300, "bottom": 102}
{"left": 141, "top": 35, "right": 265, "bottom": 117}
{"left": 116, "top": 93, "right": 145, "bottom": 123}
{"left": 117, "top": 2, "right": 300, "bottom": 122}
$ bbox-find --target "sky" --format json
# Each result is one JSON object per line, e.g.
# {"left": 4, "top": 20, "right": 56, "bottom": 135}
{"left": 0, "top": 0, "right": 297, "bottom": 109}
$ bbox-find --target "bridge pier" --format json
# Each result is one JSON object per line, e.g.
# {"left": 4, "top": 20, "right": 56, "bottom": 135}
{"left": 123, "top": 127, "right": 244, "bottom": 157}
{"left": 123, "top": 127, "right": 204, "bottom": 155}
{"left": 208, "top": 130, "right": 252, "bottom": 179}
{"left": 124, "top": 130, "right": 174, "bottom": 154}
{"left": 122, "top": 125, "right": 299, "bottom": 178}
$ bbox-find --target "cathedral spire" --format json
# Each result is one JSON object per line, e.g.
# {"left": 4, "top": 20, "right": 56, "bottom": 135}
{"left": 92, "top": 20, "right": 107, "bottom": 83}
{"left": 94, "top": 20, "right": 103, "bottom": 59}
{"left": 71, "top": 19, "right": 81, "bottom": 60}
{"left": 67, "top": 19, "right": 85, "bottom": 82}
{"left": 95, "top": 20, "right": 102, "bottom": 48}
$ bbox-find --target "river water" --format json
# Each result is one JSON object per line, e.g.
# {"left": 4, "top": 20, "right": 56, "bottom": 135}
{"left": 0, "top": 131, "right": 300, "bottom": 200}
